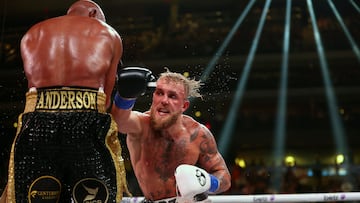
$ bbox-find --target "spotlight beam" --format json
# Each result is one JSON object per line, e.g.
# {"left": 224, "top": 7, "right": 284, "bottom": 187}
{"left": 328, "top": 0, "right": 360, "bottom": 63}
{"left": 188, "top": 0, "right": 256, "bottom": 110}
{"left": 200, "top": 0, "right": 257, "bottom": 82}
{"left": 349, "top": 0, "right": 360, "bottom": 13}
{"left": 187, "top": 0, "right": 256, "bottom": 111}
{"left": 271, "top": 0, "right": 292, "bottom": 191}
{"left": 306, "top": 0, "right": 349, "bottom": 158}
{"left": 219, "top": 0, "right": 273, "bottom": 158}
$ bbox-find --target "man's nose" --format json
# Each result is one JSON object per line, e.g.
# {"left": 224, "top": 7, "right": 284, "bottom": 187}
{"left": 160, "top": 95, "right": 169, "bottom": 104}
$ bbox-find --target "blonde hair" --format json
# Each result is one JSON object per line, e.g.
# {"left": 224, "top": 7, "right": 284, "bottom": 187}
{"left": 159, "top": 68, "right": 202, "bottom": 99}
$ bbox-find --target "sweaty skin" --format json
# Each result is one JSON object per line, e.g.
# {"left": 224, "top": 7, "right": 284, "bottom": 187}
{"left": 112, "top": 78, "right": 231, "bottom": 200}
{"left": 0, "top": 2, "right": 123, "bottom": 202}
{"left": 20, "top": 0, "right": 122, "bottom": 108}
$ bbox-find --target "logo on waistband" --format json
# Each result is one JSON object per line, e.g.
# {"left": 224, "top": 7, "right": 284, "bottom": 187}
{"left": 28, "top": 176, "right": 61, "bottom": 203}
{"left": 72, "top": 178, "right": 109, "bottom": 203}
{"left": 36, "top": 89, "right": 98, "bottom": 111}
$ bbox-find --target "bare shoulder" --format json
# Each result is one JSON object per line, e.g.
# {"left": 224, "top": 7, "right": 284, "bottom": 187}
{"left": 182, "top": 114, "right": 200, "bottom": 128}
{"left": 100, "top": 20, "right": 120, "bottom": 35}
{"left": 182, "top": 115, "right": 215, "bottom": 142}
{"left": 22, "top": 18, "right": 53, "bottom": 38}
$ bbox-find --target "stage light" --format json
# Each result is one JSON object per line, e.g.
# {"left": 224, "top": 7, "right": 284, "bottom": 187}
{"left": 235, "top": 157, "right": 246, "bottom": 168}
{"left": 195, "top": 111, "right": 201, "bottom": 117}
{"left": 205, "top": 122, "right": 212, "bottom": 130}
{"left": 336, "top": 154, "right": 345, "bottom": 165}
{"left": 285, "top": 155, "right": 295, "bottom": 167}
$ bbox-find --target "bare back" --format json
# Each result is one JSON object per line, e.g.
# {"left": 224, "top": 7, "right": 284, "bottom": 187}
{"left": 21, "top": 15, "right": 122, "bottom": 107}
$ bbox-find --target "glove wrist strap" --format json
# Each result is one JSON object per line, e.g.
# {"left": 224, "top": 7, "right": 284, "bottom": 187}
{"left": 114, "top": 93, "right": 136, "bottom": 110}
{"left": 209, "top": 174, "right": 219, "bottom": 193}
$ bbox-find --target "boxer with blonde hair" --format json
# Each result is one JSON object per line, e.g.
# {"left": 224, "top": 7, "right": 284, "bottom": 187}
{"left": 112, "top": 67, "right": 231, "bottom": 202}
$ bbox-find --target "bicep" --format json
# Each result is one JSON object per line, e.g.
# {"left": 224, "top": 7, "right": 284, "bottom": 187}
{"left": 111, "top": 106, "right": 143, "bottom": 135}
{"left": 196, "top": 126, "right": 231, "bottom": 192}
{"left": 197, "top": 127, "right": 228, "bottom": 173}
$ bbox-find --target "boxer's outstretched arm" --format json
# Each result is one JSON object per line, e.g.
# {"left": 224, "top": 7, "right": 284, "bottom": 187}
{"left": 111, "top": 104, "right": 142, "bottom": 134}
{"left": 111, "top": 67, "right": 155, "bottom": 134}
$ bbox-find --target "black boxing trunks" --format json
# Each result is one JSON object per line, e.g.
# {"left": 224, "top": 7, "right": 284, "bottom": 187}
{"left": 6, "top": 87, "right": 130, "bottom": 203}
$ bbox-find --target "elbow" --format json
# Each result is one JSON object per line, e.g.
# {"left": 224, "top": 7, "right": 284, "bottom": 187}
{"left": 223, "top": 177, "right": 232, "bottom": 192}
{"left": 218, "top": 172, "right": 232, "bottom": 193}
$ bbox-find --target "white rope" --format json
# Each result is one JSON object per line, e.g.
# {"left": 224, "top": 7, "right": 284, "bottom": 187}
{"left": 121, "top": 192, "right": 360, "bottom": 203}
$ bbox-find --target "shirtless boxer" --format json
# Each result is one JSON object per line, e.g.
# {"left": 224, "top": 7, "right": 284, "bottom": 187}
{"left": 2, "top": 1, "right": 129, "bottom": 202}
{"left": 111, "top": 68, "right": 231, "bottom": 202}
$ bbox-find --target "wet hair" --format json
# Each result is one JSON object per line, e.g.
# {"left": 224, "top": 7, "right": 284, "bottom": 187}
{"left": 67, "top": 0, "right": 106, "bottom": 22}
{"left": 158, "top": 67, "right": 202, "bottom": 99}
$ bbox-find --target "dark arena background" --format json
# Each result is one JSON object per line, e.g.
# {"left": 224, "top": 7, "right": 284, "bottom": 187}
{"left": 0, "top": 0, "right": 359, "bottom": 200}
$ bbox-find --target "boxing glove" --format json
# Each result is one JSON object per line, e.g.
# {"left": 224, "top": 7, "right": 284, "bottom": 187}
{"left": 117, "top": 67, "right": 156, "bottom": 98}
{"left": 175, "top": 164, "right": 219, "bottom": 200}
{"left": 114, "top": 67, "right": 155, "bottom": 109}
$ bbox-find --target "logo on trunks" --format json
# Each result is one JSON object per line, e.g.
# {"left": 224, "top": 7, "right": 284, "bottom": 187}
{"left": 195, "top": 169, "right": 207, "bottom": 186}
{"left": 28, "top": 176, "right": 61, "bottom": 203}
{"left": 72, "top": 178, "right": 109, "bottom": 203}
{"left": 36, "top": 89, "right": 98, "bottom": 110}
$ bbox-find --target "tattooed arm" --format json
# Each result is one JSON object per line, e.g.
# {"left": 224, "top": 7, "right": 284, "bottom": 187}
{"left": 196, "top": 124, "right": 231, "bottom": 194}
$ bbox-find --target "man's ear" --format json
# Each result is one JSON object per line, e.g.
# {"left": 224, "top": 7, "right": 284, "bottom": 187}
{"left": 89, "top": 9, "right": 97, "bottom": 18}
{"left": 182, "top": 100, "right": 190, "bottom": 112}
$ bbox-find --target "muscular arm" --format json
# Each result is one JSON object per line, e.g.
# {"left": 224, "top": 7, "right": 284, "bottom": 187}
{"left": 111, "top": 105, "right": 143, "bottom": 136}
{"left": 104, "top": 29, "right": 122, "bottom": 108}
{"left": 196, "top": 125, "right": 231, "bottom": 193}
{"left": 110, "top": 67, "right": 154, "bottom": 136}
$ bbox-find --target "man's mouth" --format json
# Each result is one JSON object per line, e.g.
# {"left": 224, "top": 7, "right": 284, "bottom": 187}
{"left": 158, "top": 108, "right": 170, "bottom": 116}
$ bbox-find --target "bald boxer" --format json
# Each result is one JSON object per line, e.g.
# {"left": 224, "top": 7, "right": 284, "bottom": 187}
{"left": 111, "top": 68, "right": 231, "bottom": 202}
{"left": 3, "top": 1, "right": 129, "bottom": 202}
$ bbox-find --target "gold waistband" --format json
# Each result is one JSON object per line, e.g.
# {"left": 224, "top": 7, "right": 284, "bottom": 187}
{"left": 24, "top": 87, "right": 107, "bottom": 113}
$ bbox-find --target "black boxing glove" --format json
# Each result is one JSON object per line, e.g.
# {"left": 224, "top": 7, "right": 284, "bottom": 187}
{"left": 117, "top": 67, "right": 155, "bottom": 98}
{"left": 114, "top": 67, "right": 155, "bottom": 109}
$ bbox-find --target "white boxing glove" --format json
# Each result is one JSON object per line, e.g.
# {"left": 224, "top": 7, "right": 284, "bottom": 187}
{"left": 174, "top": 164, "right": 219, "bottom": 199}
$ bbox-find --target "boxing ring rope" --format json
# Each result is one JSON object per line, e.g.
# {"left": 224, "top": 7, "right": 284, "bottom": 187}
{"left": 121, "top": 192, "right": 360, "bottom": 203}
